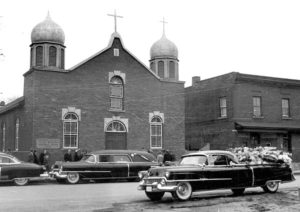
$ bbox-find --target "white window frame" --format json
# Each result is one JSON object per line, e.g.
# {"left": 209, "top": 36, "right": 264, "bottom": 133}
{"left": 282, "top": 98, "right": 290, "bottom": 118}
{"left": 150, "top": 116, "right": 163, "bottom": 149}
{"left": 15, "top": 118, "right": 19, "bottom": 151}
{"left": 113, "top": 48, "right": 119, "bottom": 56}
{"left": 106, "top": 121, "right": 127, "bottom": 133}
{"left": 219, "top": 97, "right": 227, "bottom": 118}
{"left": 109, "top": 76, "right": 124, "bottom": 111}
{"left": 253, "top": 96, "right": 262, "bottom": 117}
{"left": 63, "top": 113, "right": 79, "bottom": 149}
{"left": 2, "top": 123, "right": 5, "bottom": 152}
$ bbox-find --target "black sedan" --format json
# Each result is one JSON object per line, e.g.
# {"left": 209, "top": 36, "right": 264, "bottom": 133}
{"left": 49, "top": 150, "right": 158, "bottom": 184}
{"left": 138, "top": 150, "right": 295, "bottom": 201}
{"left": 0, "top": 152, "right": 45, "bottom": 186}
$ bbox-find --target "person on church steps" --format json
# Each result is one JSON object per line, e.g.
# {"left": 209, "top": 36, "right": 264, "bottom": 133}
{"left": 33, "top": 149, "right": 39, "bottom": 164}
{"left": 74, "top": 149, "right": 83, "bottom": 161}
{"left": 64, "top": 149, "right": 72, "bottom": 162}
{"left": 28, "top": 149, "right": 34, "bottom": 163}
{"left": 39, "top": 149, "right": 50, "bottom": 172}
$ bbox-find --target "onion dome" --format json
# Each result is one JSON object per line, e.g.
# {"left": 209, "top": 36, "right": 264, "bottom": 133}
{"left": 31, "top": 12, "right": 65, "bottom": 45}
{"left": 150, "top": 33, "right": 178, "bottom": 59}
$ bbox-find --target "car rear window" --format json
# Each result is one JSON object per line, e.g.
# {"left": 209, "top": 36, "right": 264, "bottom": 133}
{"left": 0, "top": 156, "right": 14, "bottom": 164}
{"left": 131, "top": 154, "right": 154, "bottom": 162}
{"left": 180, "top": 155, "right": 208, "bottom": 165}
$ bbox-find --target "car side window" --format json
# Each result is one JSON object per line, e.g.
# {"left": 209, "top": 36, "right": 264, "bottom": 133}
{"left": 99, "top": 155, "right": 112, "bottom": 162}
{"left": 213, "top": 155, "right": 229, "bottom": 166}
{"left": 112, "top": 155, "right": 131, "bottom": 162}
{"left": 0, "top": 156, "right": 13, "bottom": 164}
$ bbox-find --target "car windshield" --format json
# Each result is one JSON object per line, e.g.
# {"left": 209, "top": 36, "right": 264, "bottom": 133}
{"left": 81, "top": 154, "right": 96, "bottom": 163}
{"left": 180, "top": 155, "right": 208, "bottom": 165}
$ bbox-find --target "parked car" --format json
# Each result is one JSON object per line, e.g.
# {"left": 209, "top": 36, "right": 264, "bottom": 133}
{"left": 0, "top": 152, "right": 45, "bottom": 186}
{"left": 137, "top": 150, "right": 295, "bottom": 201}
{"left": 49, "top": 150, "right": 158, "bottom": 184}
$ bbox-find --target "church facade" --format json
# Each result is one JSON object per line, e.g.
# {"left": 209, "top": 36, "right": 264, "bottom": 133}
{"left": 0, "top": 14, "right": 185, "bottom": 162}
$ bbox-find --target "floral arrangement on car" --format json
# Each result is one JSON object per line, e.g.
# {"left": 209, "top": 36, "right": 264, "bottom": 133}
{"left": 228, "top": 146, "right": 292, "bottom": 165}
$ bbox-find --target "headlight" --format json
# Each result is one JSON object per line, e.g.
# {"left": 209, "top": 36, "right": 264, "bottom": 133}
{"left": 165, "top": 171, "right": 170, "bottom": 178}
{"left": 138, "top": 171, "right": 147, "bottom": 179}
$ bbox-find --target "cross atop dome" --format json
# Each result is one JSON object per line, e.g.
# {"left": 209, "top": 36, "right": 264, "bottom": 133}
{"left": 107, "top": 10, "right": 123, "bottom": 33}
{"left": 160, "top": 17, "right": 167, "bottom": 35}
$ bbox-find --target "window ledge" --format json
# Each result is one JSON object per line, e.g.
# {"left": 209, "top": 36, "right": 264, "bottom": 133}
{"left": 253, "top": 116, "right": 264, "bottom": 119}
{"left": 282, "top": 117, "right": 292, "bottom": 120}
{"left": 109, "top": 109, "right": 125, "bottom": 113}
{"left": 218, "top": 116, "right": 228, "bottom": 120}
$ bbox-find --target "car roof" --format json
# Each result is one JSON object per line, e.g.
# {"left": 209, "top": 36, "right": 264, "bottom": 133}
{"left": 89, "top": 149, "right": 154, "bottom": 156}
{"left": 0, "top": 152, "right": 15, "bottom": 158}
{"left": 182, "top": 150, "right": 236, "bottom": 158}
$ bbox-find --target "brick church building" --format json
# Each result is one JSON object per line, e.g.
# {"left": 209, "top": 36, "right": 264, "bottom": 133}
{"left": 0, "top": 13, "right": 185, "bottom": 162}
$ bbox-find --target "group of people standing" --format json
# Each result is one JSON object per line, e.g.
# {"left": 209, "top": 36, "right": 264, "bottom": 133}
{"left": 64, "top": 149, "right": 86, "bottom": 162}
{"left": 28, "top": 149, "right": 50, "bottom": 171}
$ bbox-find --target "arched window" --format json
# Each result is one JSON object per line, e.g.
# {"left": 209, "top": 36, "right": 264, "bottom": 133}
{"left": 61, "top": 49, "right": 65, "bottom": 69}
{"left": 150, "top": 116, "right": 163, "bottom": 148}
{"left": 109, "top": 76, "right": 124, "bottom": 111}
{"left": 15, "top": 118, "right": 19, "bottom": 151}
{"left": 169, "top": 61, "right": 175, "bottom": 79}
{"left": 36, "top": 46, "right": 43, "bottom": 66}
{"left": 158, "top": 61, "right": 164, "bottom": 78}
{"left": 2, "top": 123, "right": 5, "bottom": 152}
{"left": 106, "top": 121, "right": 126, "bottom": 132}
{"left": 49, "top": 46, "right": 57, "bottom": 67}
{"left": 63, "top": 113, "right": 78, "bottom": 148}
{"left": 30, "top": 48, "right": 34, "bottom": 67}
{"left": 150, "top": 62, "right": 156, "bottom": 73}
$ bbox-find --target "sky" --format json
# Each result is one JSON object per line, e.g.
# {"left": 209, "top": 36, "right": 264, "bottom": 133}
{"left": 1, "top": 0, "right": 300, "bottom": 102}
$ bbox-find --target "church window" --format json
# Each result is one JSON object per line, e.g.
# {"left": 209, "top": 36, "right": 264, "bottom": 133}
{"left": 30, "top": 48, "right": 34, "bottom": 67}
{"left": 158, "top": 61, "right": 164, "bottom": 78}
{"left": 150, "top": 116, "right": 163, "bottom": 149}
{"left": 113, "top": 48, "right": 119, "bottom": 56}
{"left": 109, "top": 76, "right": 124, "bottom": 111}
{"left": 36, "top": 46, "right": 43, "bottom": 66}
{"left": 15, "top": 118, "right": 19, "bottom": 151}
{"left": 150, "top": 62, "right": 156, "bottom": 73}
{"left": 106, "top": 121, "right": 126, "bottom": 132}
{"left": 61, "top": 49, "right": 65, "bottom": 69}
{"left": 49, "top": 46, "right": 57, "bottom": 67}
{"left": 169, "top": 61, "right": 175, "bottom": 78}
{"left": 1, "top": 123, "right": 5, "bottom": 152}
{"left": 63, "top": 113, "right": 78, "bottom": 148}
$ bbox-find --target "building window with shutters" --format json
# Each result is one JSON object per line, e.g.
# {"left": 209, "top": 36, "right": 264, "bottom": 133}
{"left": 282, "top": 98, "right": 290, "bottom": 118}
{"left": 150, "top": 116, "right": 163, "bottom": 149}
{"left": 109, "top": 76, "right": 124, "bottom": 111}
{"left": 219, "top": 97, "right": 227, "bottom": 118}
{"left": 63, "top": 113, "right": 78, "bottom": 148}
{"left": 253, "top": 96, "right": 262, "bottom": 117}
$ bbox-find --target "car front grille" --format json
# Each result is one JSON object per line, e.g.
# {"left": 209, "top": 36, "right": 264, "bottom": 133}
{"left": 144, "top": 178, "right": 162, "bottom": 184}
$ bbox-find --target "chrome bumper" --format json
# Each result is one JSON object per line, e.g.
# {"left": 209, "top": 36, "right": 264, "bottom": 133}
{"left": 137, "top": 178, "right": 177, "bottom": 192}
{"left": 48, "top": 171, "right": 67, "bottom": 179}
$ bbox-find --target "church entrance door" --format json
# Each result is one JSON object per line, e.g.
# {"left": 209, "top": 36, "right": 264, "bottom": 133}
{"left": 105, "top": 121, "right": 127, "bottom": 150}
{"left": 105, "top": 132, "right": 127, "bottom": 149}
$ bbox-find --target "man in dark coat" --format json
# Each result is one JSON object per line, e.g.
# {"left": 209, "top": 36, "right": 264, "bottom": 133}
{"left": 64, "top": 149, "right": 72, "bottom": 162}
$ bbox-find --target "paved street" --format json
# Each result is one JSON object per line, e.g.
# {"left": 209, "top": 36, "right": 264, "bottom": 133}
{"left": 1, "top": 176, "right": 300, "bottom": 212}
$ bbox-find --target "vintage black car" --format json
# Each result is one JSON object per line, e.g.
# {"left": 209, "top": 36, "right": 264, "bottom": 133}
{"left": 0, "top": 152, "right": 45, "bottom": 186}
{"left": 49, "top": 150, "right": 158, "bottom": 184}
{"left": 138, "top": 150, "right": 295, "bottom": 201}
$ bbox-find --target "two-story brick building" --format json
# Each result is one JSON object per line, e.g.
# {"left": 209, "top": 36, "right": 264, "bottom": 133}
{"left": 0, "top": 13, "right": 185, "bottom": 163}
{"left": 185, "top": 72, "right": 300, "bottom": 162}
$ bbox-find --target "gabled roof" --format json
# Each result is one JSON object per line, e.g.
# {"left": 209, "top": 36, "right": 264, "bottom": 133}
{"left": 69, "top": 32, "right": 162, "bottom": 80}
{"left": 0, "top": 96, "right": 25, "bottom": 115}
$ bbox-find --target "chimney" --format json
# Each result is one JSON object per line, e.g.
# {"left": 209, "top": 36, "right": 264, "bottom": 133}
{"left": 192, "top": 76, "right": 201, "bottom": 86}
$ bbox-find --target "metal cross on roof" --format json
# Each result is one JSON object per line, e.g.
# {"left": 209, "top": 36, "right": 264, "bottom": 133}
{"left": 107, "top": 10, "right": 123, "bottom": 33}
{"left": 160, "top": 17, "right": 168, "bottom": 35}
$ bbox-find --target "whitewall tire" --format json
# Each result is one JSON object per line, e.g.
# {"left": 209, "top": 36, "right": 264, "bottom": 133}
{"left": 66, "top": 172, "right": 80, "bottom": 184}
{"left": 173, "top": 182, "right": 192, "bottom": 201}
{"left": 14, "top": 178, "right": 29, "bottom": 186}
{"left": 262, "top": 181, "right": 279, "bottom": 193}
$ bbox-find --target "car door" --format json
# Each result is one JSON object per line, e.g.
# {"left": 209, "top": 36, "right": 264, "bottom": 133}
{"left": 96, "top": 154, "right": 130, "bottom": 179}
{"left": 128, "top": 153, "right": 156, "bottom": 178}
{"left": 203, "top": 154, "right": 252, "bottom": 189}
{"left": 0, "top": 156, "right": 20, "bottom": 180}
